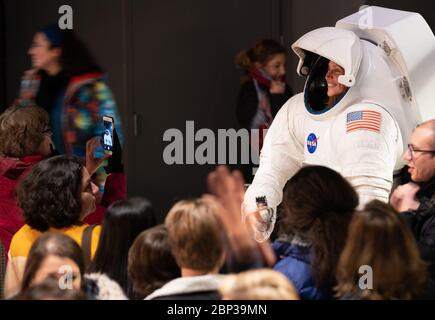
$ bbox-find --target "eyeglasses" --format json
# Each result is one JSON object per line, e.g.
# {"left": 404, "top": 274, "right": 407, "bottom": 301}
{"left": 407, "top": 144, "right": 435, "bottom": 160}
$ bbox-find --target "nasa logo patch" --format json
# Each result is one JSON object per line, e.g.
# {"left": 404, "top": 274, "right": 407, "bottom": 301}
{"left": 307, "top": 133, "right": 319, "bottom": 154}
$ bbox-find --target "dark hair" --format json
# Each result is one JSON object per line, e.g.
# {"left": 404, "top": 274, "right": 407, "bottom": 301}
{"left": 21, "top": 233, "right": 85, "bottom": 292}
{"left": 88, "top": 197, "right": 158, "bottom": 299}
{"left": 281, "top": 166, "right": 359, "bottom": 289}
{"left": 17, "top": 155, "right": 84, "bottom": 232}
{"left": 0, "top": 105, "right": 49, "bottom": 158}
{"left": 336, "top": 200, "right": 428, "bottom": 300}
{"left": 235, "top": 39, "right": 285, "bottom": 70}
{"left": 40, "top": 25, "right": 102, "bottom": 77}
{"left": 17, "top": 276, "right": 86, "bottom": 300}
{"left": 128, "top": 225, "right": 180, "bottom": 299}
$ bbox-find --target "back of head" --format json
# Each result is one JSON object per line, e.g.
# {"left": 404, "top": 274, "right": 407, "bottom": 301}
{"left": 416, "top": 119, "right": 435, "bottom": 150}
{"left": 21, "top": 232, "right": 85, "bottom": 292}
{"left": 165, "top": 199, "right": 225, "bottom": 272}
{"left": 17, "top": 155, "right": 83, "bottom": 232}
{"left": 219, "top": 269, "right": 299, "bottom": 300}
{"left": 281, "top": 165, "right": 359, "bottom": 288}
{"left": 89, "top": 197, "right": 158, "bottom": 297}
{"left": 0, "top": 105, "right": 49, "bottom": 158}
{"left": 39, "top": 24, "right": 102, "bottom": 77}
{"left": 235, "top": 39, "right": 285, "bottom": 71}
{"left": 59, "top": 29, "right": 103, "bottom": 76}
{"left": 128, "top": 225, "right": 180, "bottom": 299}
{"left": 336, "top": 200, "right": 427, "bottom": 299}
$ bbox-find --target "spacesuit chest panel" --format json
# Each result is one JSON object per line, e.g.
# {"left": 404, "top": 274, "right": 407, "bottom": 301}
{"left": 303, "top": 119, "right": 333, "bottom": 166}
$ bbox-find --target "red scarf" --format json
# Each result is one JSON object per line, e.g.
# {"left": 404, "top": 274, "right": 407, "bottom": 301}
{"left": 249, "top": 67, "right": 271, "bottom": 87}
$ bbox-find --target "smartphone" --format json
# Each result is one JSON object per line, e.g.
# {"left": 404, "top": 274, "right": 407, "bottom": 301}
{"left": 102, "top": 115, "right": 114, "bottom": 155}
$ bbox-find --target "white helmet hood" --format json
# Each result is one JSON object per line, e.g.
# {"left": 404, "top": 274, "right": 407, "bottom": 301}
{"left": 292, "top": 27, "right": 362, "bottom": 87}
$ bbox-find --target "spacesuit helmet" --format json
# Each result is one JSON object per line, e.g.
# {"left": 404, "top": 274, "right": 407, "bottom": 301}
{"left": 292, "top": 27, "right": 362, "bottom": 114}
{"left": 303, "top": 56, "right": 350, "bottom": 113}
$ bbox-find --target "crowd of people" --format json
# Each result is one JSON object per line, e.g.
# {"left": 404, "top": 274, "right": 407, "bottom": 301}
{"left": 0, "top": 26, "right": 435, "bottom": 301}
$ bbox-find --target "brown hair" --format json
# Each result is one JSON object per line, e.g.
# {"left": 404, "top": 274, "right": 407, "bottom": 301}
{"left": 128, "top": 225, "right": 180, "bottom": 299}
{"left": 0, "top": 105, "right": 49, "bottom": 158}
{"left": 16, "top": 277, "right": 86, "bottom": 300}
{"left": 165, "top": 199, "right": 226, "bottom": 272}
{"left": 335, "top": 200, "right": 428, "bottom": 300}
{"left": 235, "top": 39, "right": 285, "bottom": 70}
{"left": 281, "top": 166, "right": 359, "bottom": 289}
{"left": 219, "top": 269, "right": 299, "bottom": 300}
{"left": 21, "top": 233, "right": 85, "bottom": 292}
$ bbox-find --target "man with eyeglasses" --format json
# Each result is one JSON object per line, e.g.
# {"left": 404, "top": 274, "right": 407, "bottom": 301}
{"left": 391, "top": 119, "right": 435, "bottom": 281}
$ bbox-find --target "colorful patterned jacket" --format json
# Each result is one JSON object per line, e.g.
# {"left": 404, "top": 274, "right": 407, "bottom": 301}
{"left": 19, "top": 70, "right": 124, "bottom": 158}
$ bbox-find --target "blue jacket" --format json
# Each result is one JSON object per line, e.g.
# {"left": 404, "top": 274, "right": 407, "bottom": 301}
{"left": 273, "top": 241, "right": 333, "bottom": 300}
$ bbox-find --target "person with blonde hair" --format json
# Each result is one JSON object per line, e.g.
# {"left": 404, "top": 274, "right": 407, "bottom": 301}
{"left": 219, "top": 269, "right": 299, "bottom": 300}
{"left": 145, "top": 199, "right": 227, "bottom": 300}
{"left": 335, "top": 200, "right": 429, "bottom": 300}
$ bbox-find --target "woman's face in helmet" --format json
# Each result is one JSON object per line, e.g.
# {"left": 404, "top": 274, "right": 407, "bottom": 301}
{"left": 325, "top": 61, "right": 347, "bottom": 97}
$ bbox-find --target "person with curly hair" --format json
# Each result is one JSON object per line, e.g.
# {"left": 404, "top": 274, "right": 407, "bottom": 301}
{"left": 0, "top": 105, "right": 55, "bottom": 257}
{"left": 4, "top": 153, "right": 125, "bottom": 298}
{"left": 0, "top": 105, "right": 124, "bottom": 263}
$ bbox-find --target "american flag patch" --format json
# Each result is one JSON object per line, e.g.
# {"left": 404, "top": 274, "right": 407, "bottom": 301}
{"left": 346, "top": 110, "right": 381, "bottom": 134}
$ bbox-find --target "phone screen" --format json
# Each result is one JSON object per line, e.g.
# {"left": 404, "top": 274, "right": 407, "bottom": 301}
{"left": 103, "top": 119, "right": 114, "bottom": 152}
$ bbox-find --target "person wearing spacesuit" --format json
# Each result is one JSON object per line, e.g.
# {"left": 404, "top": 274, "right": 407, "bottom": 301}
{"left": 242, "top": 6, "right": 435, "bottom": 242}
{"left": 104, "top": 129, "right": 113, "bottom": 149}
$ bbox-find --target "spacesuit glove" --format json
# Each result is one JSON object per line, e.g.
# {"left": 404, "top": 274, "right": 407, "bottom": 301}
{"left": 242, "top": 205, "right": 276, "bottom": 243}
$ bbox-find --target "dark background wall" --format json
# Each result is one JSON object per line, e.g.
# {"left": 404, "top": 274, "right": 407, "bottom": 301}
{"left": 1, "top": 0, "right": 434, "bottom": 220}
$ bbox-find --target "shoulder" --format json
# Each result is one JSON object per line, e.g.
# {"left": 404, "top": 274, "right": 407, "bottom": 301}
{"left": 272, "top": 93, "right": 305, "bottom": 125}
{"left": 10, "top": 225, "right": 40, "bottom": 258}
{"left": 67, "top": 73, "right": 114, "bottom": 100}
{"left": 338, "top": 103, "right": 396, "bottom": 126}
{"left": 62, "top": 224, "right": 100, "bottom": 242}
{"left": 84, "top": 273, "right": 127, "bottom": 300}
{"left": 239, "top": 80, "right": 256, "bottom": 91}
{"left": 91, "top": 225, "right": 102, "bottom": 255}
{"left": 333, "top": 103, "right": 399, "bottom": 140}
{"left": 273, "top": 243, "right": 312, "bottom": 281}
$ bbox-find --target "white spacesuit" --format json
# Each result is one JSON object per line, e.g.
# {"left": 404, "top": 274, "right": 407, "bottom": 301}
{"left": 243, "top": 6, "right": 435, "bottom": 242}
{"left": 104, "top": 130, "right": 112, "bottom": 148}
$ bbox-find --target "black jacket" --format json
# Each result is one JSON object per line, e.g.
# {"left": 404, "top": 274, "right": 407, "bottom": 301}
{"left": 401, "top": 178, "right": 435, "bottom": 278}
{"left": 236, "top": 80, "right": 292, "bottom": 129}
